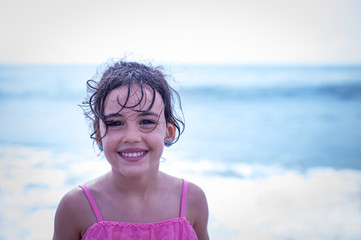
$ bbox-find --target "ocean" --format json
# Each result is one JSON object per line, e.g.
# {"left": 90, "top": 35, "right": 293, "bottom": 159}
{"left": 0, "top": 64, "right": 360, "bottom": 239}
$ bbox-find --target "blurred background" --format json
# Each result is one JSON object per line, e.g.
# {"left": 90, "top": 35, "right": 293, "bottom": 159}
{"left": 0, "top": 0, "right": 360, "bottom": 239}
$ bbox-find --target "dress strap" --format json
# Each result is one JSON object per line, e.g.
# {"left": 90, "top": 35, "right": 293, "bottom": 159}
{"left": 180, "top": 179, "right": 189, "bottom": 218}
{"left": 79, "top": 185, "right": 104, "bottom": 222}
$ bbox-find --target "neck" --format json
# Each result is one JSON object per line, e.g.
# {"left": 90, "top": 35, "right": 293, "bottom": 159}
{"left": 107, "top": 170, "right": 163, "bottom": 197}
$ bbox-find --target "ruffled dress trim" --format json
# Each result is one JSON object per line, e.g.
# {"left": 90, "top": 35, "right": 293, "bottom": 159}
{"left": 81, "top": 217, "right": 198, "bottom": 240}
{"left": 79, "top": 180, "right": 198, "bottom": 240}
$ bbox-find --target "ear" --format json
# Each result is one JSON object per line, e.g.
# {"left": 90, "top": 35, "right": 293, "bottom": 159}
{"left": 165, "top": 123, "right": 176, "bottom": 143}
{"left": 94, "top": 121, "right": 102, "bottom": 146}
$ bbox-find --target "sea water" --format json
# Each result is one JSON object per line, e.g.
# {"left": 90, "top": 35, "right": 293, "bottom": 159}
{"left": 0, "top": 64, "right": 361, "bottom": 239}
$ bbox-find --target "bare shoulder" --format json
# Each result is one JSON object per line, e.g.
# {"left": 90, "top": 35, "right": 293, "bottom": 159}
{"left": 187, "top": 181, "right": 208, "bottom": 209}
{"left": 53, "top": 186, "right": 95, "bottom": 240}
{"left": 186, "top": 181, "right": 210, "bottom": 240}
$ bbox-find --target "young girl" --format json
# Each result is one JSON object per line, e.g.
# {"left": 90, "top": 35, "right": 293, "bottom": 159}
{"left": 53, "top": 60, "right": 209, "bottom": 240}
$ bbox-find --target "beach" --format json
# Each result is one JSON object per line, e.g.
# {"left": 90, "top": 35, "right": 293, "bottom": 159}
{"left": 0, "top": 64, "right": 360, "bottom": 239}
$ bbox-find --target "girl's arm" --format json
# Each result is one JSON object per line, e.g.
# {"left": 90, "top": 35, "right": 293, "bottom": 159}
{"left": 188, "top": 183, "right": 210, "bottom": 240}
{"left": 53, "top": 189, "right": 85, "bottom": 240}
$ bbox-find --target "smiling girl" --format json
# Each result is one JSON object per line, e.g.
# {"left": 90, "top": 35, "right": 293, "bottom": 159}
{"left": 53, "top": 60, "right": 209, "bottom": 240}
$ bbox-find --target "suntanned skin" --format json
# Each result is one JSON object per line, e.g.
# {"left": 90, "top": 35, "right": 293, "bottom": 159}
{"left": 53, "top": 85, "right": 209, "bottom": 240}
{"left": 53, "top": 172, "right": 209, "bottom": 239}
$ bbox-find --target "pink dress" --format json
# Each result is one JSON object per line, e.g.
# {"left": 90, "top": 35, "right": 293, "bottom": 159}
{"left": 79, "top": 179, "right": 198, "bottom": 240}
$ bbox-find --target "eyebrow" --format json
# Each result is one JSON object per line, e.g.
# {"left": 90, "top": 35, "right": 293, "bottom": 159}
{"left": 138, "top": 111, "right": 160, "bottom": 117}
{"left": 104, "top": 111, "right": 160, "bottom": 119}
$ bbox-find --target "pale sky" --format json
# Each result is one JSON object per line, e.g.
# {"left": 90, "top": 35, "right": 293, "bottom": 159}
{"left": 0, "top": 0, "right": 360, "bottom": 64}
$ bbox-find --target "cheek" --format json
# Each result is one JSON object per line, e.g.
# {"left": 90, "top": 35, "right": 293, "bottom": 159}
{"left": 98, "top": 121, "right": 108, "bottom": 138}
{"left": 155, "top": 123, "right": 169, "bottom": 138}
{"left": 97, "top": 125, "right": 112, "bottom": 148}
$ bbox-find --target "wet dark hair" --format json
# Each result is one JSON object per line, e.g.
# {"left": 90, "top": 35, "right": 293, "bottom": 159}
{"left": 81, "top": 60, "right": 185, "bottom": 145}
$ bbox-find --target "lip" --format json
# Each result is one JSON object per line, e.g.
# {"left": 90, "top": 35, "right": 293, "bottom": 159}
{"left": 118, "top": 148, "right": 148, "bottom": 162}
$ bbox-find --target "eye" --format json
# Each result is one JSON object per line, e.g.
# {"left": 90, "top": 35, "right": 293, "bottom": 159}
{"left": 139, "top": 119, "right": 158, "bottom": 132}
{"left": 105, "top": 120, "right": 124, "bottom": 127}
{"left": 140, "top": 119, "right": 157, "bottom": 125}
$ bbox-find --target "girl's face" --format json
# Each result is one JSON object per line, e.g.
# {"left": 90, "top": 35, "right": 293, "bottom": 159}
{"left": 98, "top": 84, "right": 175, "bottom": 178}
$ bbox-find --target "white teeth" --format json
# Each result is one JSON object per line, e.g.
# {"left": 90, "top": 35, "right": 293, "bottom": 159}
{"left": 121, "top": 152, "right": 144, "bottom": 158}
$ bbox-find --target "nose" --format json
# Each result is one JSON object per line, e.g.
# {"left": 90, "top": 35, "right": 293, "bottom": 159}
{"left": 121, "top": 124, "right": 141, "bottom": 143}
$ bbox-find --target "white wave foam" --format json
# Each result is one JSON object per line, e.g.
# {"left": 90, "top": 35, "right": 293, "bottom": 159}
{"left": 161, "top": 152, "right": 361, "bottom": 240}
{"left": 1, "top": 146, "right": 360, "bottom": 240}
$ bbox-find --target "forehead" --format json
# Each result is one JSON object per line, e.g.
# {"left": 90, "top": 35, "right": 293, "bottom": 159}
{"left": 104, "top": 84, "right": 164, "bottom": 115}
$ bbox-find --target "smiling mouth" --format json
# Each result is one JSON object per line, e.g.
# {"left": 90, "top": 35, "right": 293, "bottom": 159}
{"left": 120, "top": 152, "right": 145, "bottom": 158}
